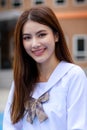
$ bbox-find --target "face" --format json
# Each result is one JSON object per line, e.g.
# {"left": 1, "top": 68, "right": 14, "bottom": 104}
{"left": 22, "top": 20, "right": 58, "bottom": 64}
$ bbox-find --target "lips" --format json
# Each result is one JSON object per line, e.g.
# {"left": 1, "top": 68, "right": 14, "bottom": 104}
{"left": 32, "top": 48, "right": 46, "bottom": 56}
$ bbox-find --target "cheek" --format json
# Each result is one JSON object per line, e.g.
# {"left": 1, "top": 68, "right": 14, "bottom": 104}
{"left": 23, "top": 44, "right": 26, "bottom": 50}
{"left": 48, "top": 34, "right": 56, "bottom": 45}
{"left": 47, "top": 39, "right": 55, "bottom": 49}
{"left": 44, "top": 36, "right": 55, "bottom": 47}
{"left": 23, "top": 42, "right": 30, "bottom": 51}
{"left": 23, "top": 44, "right": 31, "bottom": 55}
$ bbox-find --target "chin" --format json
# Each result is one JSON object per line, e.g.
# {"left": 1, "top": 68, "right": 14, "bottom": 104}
{"left": 35, "top": 59, "right": 47, "bottom": 64}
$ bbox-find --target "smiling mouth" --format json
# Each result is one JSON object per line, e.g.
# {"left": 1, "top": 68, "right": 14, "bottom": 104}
{"left": 32, "top": 48, "right": 46, "bottom": 56}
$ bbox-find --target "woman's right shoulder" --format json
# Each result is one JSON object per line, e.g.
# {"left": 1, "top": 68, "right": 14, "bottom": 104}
{"left": 7, "top": 81, "right": 15, "bottom": 103}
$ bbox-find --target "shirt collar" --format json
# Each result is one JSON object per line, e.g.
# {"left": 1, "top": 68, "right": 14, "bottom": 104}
{"left": 32, "top": 61, "right": 74, "bottom": 98}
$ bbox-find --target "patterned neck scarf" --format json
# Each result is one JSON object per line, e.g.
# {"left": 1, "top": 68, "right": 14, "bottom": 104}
{"left": 24, "top": 92, "right": 49, "bottom": 124}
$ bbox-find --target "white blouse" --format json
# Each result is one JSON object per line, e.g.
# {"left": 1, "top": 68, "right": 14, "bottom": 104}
{"left": 3, "top": 61, "right": 87, "bottom": 130}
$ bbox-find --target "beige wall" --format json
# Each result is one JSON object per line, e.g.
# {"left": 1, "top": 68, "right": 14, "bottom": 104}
{"left": 58, "top": 17, "right": 87, "bottom": 68}
{"left": 0, "top": 0, "right": 87, "bottom": 11}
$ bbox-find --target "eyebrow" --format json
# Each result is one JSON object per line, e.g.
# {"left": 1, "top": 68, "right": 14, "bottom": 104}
{"left": 36, "top": 30, "right": 47, "bottom": 35}
{"left": 22, "top": 34, "right": 30, "bottom": 36}
{"left": 22, "top": 30, "right": 47, "bottom": 36}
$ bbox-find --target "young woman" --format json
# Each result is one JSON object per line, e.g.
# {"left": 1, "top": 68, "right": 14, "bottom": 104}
{"left": 3, "top": 6, "right": 87, "bottom": 130}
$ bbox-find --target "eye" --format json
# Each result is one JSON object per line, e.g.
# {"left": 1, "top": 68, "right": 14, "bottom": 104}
{"left": 38, "top": 33, "right": 47, "bottom": 38}
{"left": 22, "top": 35, "right": 31, "bottom": 41}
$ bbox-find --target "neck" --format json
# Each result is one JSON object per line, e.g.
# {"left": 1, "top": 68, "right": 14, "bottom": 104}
{"left": 37, "top": 58, "right": 60, "bottom": 82}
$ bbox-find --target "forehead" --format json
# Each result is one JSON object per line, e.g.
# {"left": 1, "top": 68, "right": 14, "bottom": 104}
{"left": 22, "top": 20, "right": 51, "bottom": 33}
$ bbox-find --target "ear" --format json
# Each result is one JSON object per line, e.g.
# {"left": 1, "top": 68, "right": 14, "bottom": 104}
{"left": 54, "top": 33, "right": 59, "bottom": 42}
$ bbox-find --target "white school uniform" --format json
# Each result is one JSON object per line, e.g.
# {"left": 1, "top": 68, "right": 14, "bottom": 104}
{"left": 3, "top": 61, "right": 87, "bottom": 130}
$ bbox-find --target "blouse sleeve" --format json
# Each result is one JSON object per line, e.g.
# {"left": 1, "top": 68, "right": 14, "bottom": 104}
{"left": 67, "top": 66, "right": 87, "bottom": 130}
{"left": 3, "top": 82, "right": 23, "bottom": 130}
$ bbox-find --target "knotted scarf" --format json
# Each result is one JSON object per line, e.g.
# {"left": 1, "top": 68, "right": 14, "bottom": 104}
{"left": 24, "top": 92, "right": 49, "bottom": 124}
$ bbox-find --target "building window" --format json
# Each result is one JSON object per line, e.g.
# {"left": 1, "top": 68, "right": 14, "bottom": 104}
{"left": 33, "top": 0, "right": 44, "bottom": 5}
{"left": 12, "top": 0, "right": 22, "bottom": 7}
{"left": 74, "top": 0, "right": 87, "bottom": 5}
{"left": 0, "top": 33, "right": 1, "bottom": 69}
{"left": 0, "top": 47, "right": 1, "bottom": 69}
{"left": 73, "top": 35, "right": 87, "bottom": 61}
{"left": 0, "top": 19, "right": 17, "bottom": 69}
{"left": 76, "top": 0, "right": 85, "bottom": 3}
{"left": 55, "top": 0, "right": 66, "bottom": 5}
{"left": 0, "top": 0, "right": 6, "bottom": 6}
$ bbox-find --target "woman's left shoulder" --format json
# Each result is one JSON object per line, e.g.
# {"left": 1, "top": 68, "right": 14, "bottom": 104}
{"left": 65, "top": 61, "right": 87, "bottom": 78}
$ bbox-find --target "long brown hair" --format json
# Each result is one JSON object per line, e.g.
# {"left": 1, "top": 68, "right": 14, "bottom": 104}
{"left": 11, "top": 6, "right": 73, "bottom": 123}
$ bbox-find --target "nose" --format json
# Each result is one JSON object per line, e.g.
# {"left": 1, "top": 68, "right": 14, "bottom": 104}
{"left": 32, "top": 37, "right": 40, "bottom": 49}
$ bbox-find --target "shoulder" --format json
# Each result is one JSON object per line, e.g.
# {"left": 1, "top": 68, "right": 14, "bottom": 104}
{"left": 6, "top": 81, "right": 15, "bottom": 104}
{"left": 61, "top": 61, "right": 87, "bottom": 81}
{"left": 64, "top": 61, "right": 86, "bottom": 75}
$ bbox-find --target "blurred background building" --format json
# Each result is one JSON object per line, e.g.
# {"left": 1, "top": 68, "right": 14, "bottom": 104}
{"left": 0, "top": 0, "right": 87, "bottom": 129}
{"left": 0, "top": 0, "right": 87, "bottom": 88}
